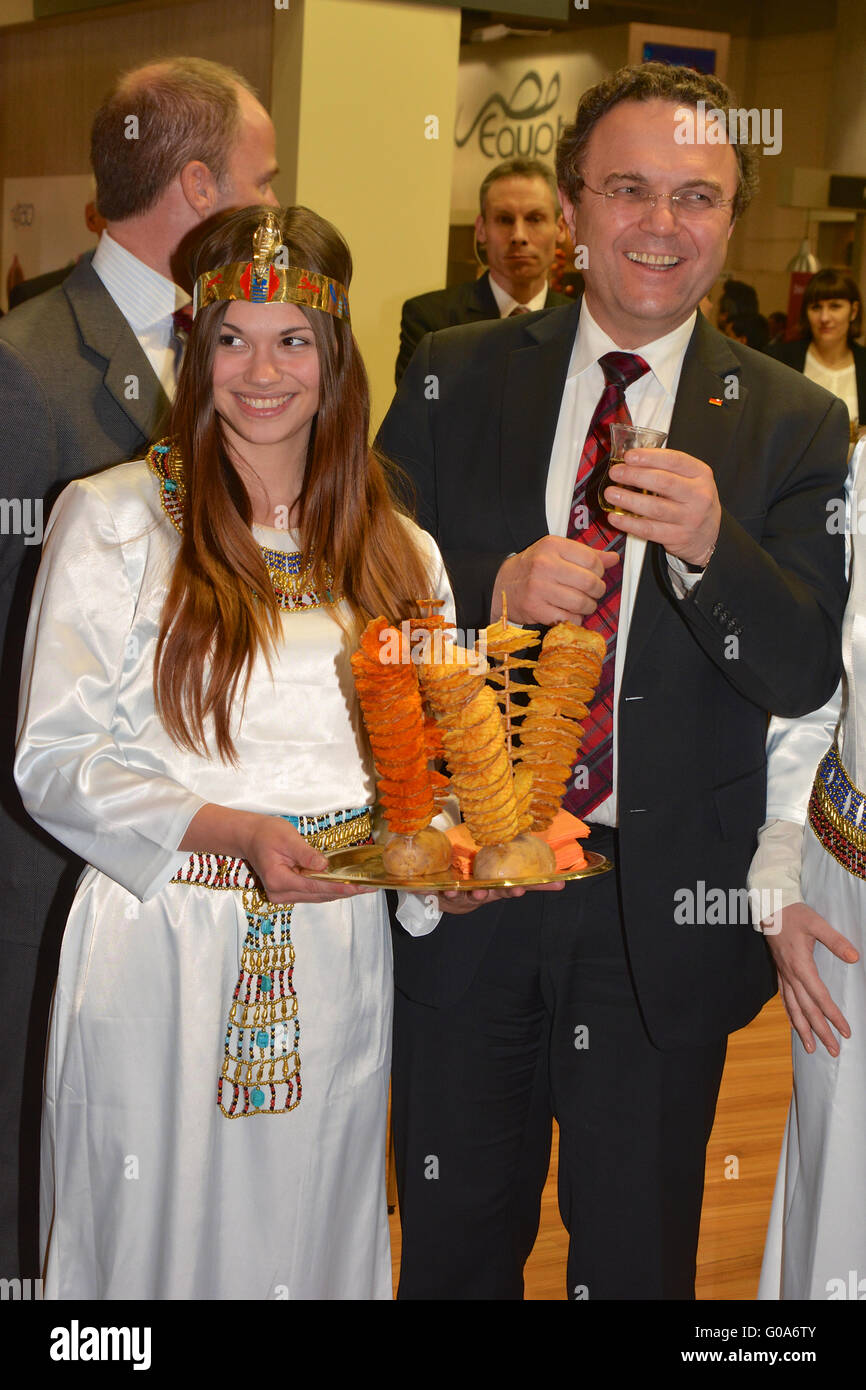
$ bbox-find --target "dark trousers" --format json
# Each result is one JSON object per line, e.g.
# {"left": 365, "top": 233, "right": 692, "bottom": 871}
{"left": 391, "top": 829, "right": 727, "bottom": 1300}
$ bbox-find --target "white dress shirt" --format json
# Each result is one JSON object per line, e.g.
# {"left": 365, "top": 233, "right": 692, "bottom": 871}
{"left": 488, "top": 274, "right": 549, "bottom": 318}
{"left": 545, "top": 301, "right": 698, "bottom": 825}
{"left": 92, "top": 230, "right": 191, "bottom": 400}
{"left": 803, "top": 347, "right": 859, "bottom": 426}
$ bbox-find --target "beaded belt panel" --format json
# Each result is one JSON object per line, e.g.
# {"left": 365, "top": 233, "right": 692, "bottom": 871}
{"left": 169, "top": 806, "right": 373, "bottom": 1118}
{"left": 808, "top": 743, "right": 866, "bottom": 880}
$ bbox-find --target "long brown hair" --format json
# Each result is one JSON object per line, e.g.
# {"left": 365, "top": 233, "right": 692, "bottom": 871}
{"left": 155, "top": 204, "right": 433, "bottom": 761}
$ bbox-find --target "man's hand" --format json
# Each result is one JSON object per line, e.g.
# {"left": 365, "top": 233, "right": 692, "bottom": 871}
{"left": 492, "top": 535, "right": 620, "bottom": 625}
{"left": 762, "top": 900, "right": 859, "bottom": 1055}
{"left": 604, "top": 448, "right": 721, "bottom": 568}
{"left": 438, "top": 880, "right": 565, "bottom": 914}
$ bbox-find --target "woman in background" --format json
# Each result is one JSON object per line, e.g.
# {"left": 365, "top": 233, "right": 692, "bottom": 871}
{"left": 750, "top": 437, "right": 865, "bottom": 1299}
{"left": 771, "top": 268, "right": 865, "bottom": 443}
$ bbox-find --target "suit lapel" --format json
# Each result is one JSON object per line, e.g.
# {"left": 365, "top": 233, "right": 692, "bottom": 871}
{"left": 466, "top": 271, "right": 499, "bottom": 320}
{"left": 624, "top": 315, "right": 746, "bottom": 679}
{"left": 854, "top": 343, "right": 866, "bottom": 423}
{"left": 63, "top": 256, "right": 171, "bottom": 443}
{"left": 500, "top": 299, "right": 581, "bottom": 552}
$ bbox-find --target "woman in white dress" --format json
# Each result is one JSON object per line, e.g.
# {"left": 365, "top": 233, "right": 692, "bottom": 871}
{"left": 749, "top": 436, "right": 865, "bottom": 1299}
{"left": 15, "top": 206, "right": 459, "bottom": 1300}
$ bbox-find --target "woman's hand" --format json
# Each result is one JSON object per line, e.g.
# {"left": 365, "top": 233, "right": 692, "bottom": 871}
{"left": 763, "top": 901, "right": 860, "bottom": 1055}
{"left": 243, "top": 816, "right": 377, "bottom": 904}
{"left": 180, "top": 805, "right": 376, "bottom": 905}
{"left": 437, "top": 880, "right": 565, "bottom": 915}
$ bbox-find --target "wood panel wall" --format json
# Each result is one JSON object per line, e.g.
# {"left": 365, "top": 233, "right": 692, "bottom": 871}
{"left": 0, "top": 0, "right": 274, "bottom": 184}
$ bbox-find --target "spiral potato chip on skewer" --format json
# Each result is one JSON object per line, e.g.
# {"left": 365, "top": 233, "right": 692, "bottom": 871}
{"left": 350, "top": 617, "right": 437, "bottom": 836}
{"left": 514, "top": 622, "right": 605, "bottom": 831}
{"left": 419, "top": 649, "right": 522, "bottom": 848}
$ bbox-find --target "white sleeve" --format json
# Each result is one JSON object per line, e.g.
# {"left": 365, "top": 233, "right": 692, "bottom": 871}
{"left": 763, "top": 682, "right": 843, "bottom": 823}
{"left": 665, "top": 552, "right": 703, "bottom": 597}
{"left": 14, "top": 479, "right": 205, "bottom": 901}
{"left": 392, "top": 520, "right": 456, "bottom": 936}
{"left": 747, "top": 818, "right": 806, "bottom": 927}
{"left": 745, "top": 654, "right": 842, "bottom": 928}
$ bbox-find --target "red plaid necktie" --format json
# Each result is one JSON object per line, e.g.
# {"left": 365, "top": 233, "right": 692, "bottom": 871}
{"left": 172, "top": 304, "right": 194, "bottom": 339}
{"left": 562, "top": 351, "right": 650, "bottom": 820}
{"left": 171, "top": 304, "right": 194, "bottom": 381}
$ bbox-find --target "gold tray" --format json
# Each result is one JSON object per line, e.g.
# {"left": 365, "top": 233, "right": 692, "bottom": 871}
{"left": 302, "top": 844, "right": 612, "bottom": 892}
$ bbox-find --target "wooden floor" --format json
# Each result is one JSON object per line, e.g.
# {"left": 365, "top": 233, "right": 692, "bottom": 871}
{"left": 389, "top": 993, "right": 793, "bottom": 1300}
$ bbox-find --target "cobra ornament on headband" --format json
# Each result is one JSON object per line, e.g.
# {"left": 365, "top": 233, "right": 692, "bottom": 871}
{"left": 192, "top": 210, "right": 350, "bottom": 322}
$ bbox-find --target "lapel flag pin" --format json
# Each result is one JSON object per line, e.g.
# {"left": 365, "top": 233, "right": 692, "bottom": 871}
{"left": 708, "top": 397, "right": 723, "bottom": 406}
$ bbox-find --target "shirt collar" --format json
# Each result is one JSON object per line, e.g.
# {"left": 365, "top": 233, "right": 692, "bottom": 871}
{"left": 569, "top": 299, "right": 697, "bottom": 396}
{"left": 92, "top": 229, "right": 189, "bottom": 334}
{"left": 488, "top": 273, "right": 548, "bottom": 318}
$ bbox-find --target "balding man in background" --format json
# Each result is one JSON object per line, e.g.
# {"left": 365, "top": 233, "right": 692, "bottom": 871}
{"left": 0, "top": 55, "right": 278, "bottom": 1279}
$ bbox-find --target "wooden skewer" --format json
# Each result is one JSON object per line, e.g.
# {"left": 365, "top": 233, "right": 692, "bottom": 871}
{"left": 501, "top": 591, "right": 513, "bottom": 762}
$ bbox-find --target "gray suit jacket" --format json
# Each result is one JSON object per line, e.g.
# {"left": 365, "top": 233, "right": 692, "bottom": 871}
{"left": 0, "top": 251, "right": 170, "bottom": 724}
{"left": 0, "top": 250, "right": 169, "bottom": 1273}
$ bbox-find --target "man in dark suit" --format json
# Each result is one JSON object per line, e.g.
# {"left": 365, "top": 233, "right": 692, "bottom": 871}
{"left": 395, "top": 156, "right": 571, "bottom": 383}
{"left": 380, "top": 63, "right": 848, "bottom": 1299}
{"left": 0, "top": 55, "right": 278, "bottom": 1279}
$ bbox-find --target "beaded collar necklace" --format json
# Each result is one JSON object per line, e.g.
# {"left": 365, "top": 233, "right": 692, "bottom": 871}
{"left": 146, "top": 438, "right": 338, "bottom": 613}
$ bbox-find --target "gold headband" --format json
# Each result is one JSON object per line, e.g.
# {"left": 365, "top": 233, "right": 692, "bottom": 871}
{"left": 192, "top": 211, "right": 350, "bottom": 322}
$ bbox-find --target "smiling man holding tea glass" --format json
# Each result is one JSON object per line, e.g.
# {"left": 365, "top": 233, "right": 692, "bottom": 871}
{"left": 380, "top": 62, "right": 849, "bottom": 1301}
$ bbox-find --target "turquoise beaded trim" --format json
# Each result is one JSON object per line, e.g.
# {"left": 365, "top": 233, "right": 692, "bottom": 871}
{"left": 185, "top": 804, "right": 375, "bottom": 1119}
{"left": 171, "top": 806, "right": 373, "bottom": 1117}
{"left": 146, "top": 439, "right": 339, "bottom": 612}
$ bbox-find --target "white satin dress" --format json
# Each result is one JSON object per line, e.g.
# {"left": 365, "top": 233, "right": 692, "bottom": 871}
{"left": 751, "top": 438, "right": 866, "bottom": 1299}
{"left": 14, "top": 458, "right": 451, "bottom": 1300}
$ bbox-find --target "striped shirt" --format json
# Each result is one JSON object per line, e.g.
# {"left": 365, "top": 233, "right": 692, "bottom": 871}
{"left": 92, "top": 230, "right": 191, "bottom": 399}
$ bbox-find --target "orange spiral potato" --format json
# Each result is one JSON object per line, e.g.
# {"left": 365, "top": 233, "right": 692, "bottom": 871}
{"left": 351, "top": 617, "right": 436, "bottom": 836}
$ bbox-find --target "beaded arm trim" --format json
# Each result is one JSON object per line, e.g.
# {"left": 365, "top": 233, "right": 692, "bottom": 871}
{"left": 170, "top": 807, "right": 372, "bottom": 900}
{"left": 809, "top": 742, "right": 866, "bottom": 879}
{"left": 146, "top": 439, "right": 339, "bottom": 612}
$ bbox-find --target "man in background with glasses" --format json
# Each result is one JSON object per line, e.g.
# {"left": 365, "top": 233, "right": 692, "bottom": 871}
{"left": 380, "top": 62, "right": 848, "bottom": 1300}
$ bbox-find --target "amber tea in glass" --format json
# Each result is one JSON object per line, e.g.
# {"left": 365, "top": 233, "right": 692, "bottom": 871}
{"left": 598, "top": 423, "right": 668, "bottom": 515}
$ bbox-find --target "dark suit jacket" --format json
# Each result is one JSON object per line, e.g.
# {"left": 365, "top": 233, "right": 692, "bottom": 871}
{"left": 8, "top": 264, "right": 75, "bottom": 311}
{"left": 769, "top": 337, "right": 866, "bottom": 424}
{"left": 0, "top": 251, "right": 169, "bottom": 1271}
{"left": 378, "top": 300, "right": 848, "bottom": 1048}
{"left": 395, "top": 269, "right": 571, "bottom": 383}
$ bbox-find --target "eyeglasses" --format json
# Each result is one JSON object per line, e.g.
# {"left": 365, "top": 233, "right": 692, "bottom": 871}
{"left": 580, "top": 180, "right": 734, "bottom": 218}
